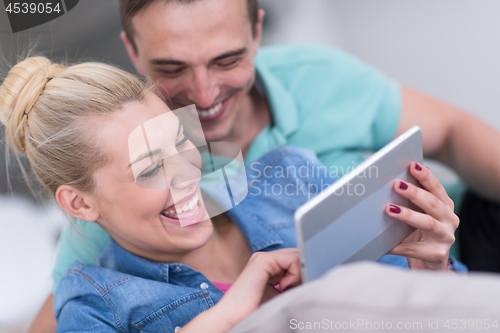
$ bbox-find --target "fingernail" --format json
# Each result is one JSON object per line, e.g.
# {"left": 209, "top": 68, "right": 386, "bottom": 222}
{"left": 399, "top": 181, "right": 408, "bottom": 190}
{"left": 389, "top": 204, "right": 401, "bottom": 214}
{"left": 425, "top": 166, "right": 430, "bottom": 170}
{"left": 415, "top": 163, "right": 422, "bottom": 171}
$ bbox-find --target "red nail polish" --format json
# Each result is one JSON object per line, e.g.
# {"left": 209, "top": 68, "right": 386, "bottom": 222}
{"left": 415, "top": 163, "right": 422, "bottom": 171}
{"left": 389, "top": 204, "right": 401, "bottom": 214}
{"left": 399, "top": 181, "right": 408, "bottom": 190}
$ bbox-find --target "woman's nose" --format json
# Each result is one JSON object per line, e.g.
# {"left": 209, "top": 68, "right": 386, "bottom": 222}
{"left": 162, "top": 149, "right": 202, "bottom": 192}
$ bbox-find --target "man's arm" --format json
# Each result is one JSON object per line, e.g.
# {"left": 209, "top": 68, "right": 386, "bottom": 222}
{"left": 28, "top": 294, "right": 57, "bottom": 333}
{"left": 398, "top": 86, "right": 500, "bottom": 201}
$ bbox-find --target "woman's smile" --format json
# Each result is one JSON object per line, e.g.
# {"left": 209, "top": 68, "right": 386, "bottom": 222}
{"left": 160, "top": 187, "right": 207, "bottom": 227}
{"left": 89, "top": 93, "right": 214, "bottom": 260}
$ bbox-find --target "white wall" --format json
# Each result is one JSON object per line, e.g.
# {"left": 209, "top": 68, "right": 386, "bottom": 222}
{"left": 261, "top": 0, "right": 500, "bottom": 130}
{"left": 260, "top": 0, "right": 500, "bottom": 181}
{"left": 0, "top": 197, "right": 65, "bottom": 331}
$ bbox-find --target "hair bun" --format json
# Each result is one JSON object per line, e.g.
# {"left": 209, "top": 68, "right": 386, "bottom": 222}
{"left": 0, "top": 57, "right": 64, "bottom": 154}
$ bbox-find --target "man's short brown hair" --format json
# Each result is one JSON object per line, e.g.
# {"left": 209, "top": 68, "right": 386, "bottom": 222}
{"left": 119, "top": 0, "right": 259, "bottom": 54}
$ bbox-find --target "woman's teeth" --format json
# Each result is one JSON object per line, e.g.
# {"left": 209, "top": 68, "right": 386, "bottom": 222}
{"left": 197, "top": 102, "right": 222, "bottom": 118}
{"left": 165, "top": 194, "right": 199, "bottom": 215}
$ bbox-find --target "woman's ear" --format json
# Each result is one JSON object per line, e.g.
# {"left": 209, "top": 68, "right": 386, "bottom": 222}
{"left": 55, "top": 185, "right": 100, "bottom": 222}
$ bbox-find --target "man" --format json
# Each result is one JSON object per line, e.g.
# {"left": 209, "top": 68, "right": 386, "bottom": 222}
{"left": 29, "top": 0, "right": 500, "bottom": 331}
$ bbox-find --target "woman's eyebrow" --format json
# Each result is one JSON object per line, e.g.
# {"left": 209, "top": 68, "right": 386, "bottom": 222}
{"left": 130, "top": 148, "right": 162, "bottom": 167}
{"left": 129, "top": 121, "right": 182, "bottom": 168}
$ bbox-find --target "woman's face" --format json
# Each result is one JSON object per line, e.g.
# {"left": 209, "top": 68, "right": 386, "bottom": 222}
{"left": 90, "top": 93, "right": 213, "bottom": 261}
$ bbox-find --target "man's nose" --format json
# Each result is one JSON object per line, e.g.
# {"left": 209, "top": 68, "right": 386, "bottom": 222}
{"left": 189, "top": 67, "right": 219, "bottom": 109}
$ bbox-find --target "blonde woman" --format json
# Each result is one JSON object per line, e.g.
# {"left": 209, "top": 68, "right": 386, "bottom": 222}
{"left": 0, "top": 57, "right": 459, "bottom": 332}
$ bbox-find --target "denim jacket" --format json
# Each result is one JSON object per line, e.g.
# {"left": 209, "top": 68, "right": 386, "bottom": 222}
{"left": 54, "top": 147, "right": 409, "bottom": 332}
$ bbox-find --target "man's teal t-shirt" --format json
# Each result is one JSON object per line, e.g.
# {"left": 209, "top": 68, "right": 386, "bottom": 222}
{"left": 51, "top": 44, "right": 401, "bottom": 292}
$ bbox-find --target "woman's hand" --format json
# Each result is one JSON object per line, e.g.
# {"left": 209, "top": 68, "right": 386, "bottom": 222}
{"left": 220, "top": 248, "right": 301, "bottom": 326}
{"left": 182, "top": 248, "right": 301, "bottom": 333}
{"left": 386, "top": 162, "right": 459, "bottom": 271}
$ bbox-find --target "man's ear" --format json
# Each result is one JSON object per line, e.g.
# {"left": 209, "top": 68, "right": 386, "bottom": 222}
{"left": 55, "top": 185, "right": 100, "bottom": 222}
{"left": 120, "top": 31, "right": 145, "bottom": 76}
{"left": 252, "top": 9, "right": 265, "bottom": 54}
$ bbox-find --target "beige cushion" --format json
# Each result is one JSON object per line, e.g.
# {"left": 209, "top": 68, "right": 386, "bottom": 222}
{"left": 230, "top": 262, "right": 500, "bottom": 333}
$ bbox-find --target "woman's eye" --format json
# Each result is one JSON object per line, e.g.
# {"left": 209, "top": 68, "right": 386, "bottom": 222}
{"left": 137, "top": 135, "right": 190, "bottom": 181}
{"left": 176, "top": 136, "right": 189, "bottom": 149}
{"left": 138, "top": 161, "right": 163, "bottom": 179}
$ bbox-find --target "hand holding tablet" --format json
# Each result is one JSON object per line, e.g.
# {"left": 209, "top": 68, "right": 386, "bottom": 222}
{"left": 295, "top": 126, "right": 459, "bottom": 281}
{"left": 386, "top": 162, "right": 458, "bottom": 271}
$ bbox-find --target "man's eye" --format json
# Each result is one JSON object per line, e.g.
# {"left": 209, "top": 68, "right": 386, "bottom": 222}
{"left": 158, "top": 67, "right": 186, "bottom": 76}
{"left": 215, "top": 58, "right": 241, "bottom": 68}
{"left": 138, "top": 161, "right": 163, "bottom": 180}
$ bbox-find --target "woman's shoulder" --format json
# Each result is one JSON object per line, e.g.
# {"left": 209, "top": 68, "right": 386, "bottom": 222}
{"left": 55, "top": 261, "right": 140, "bottom": 296}
{"left": 53, "top": 262, "right": 136, "bottom": 330}
{"left": 53, "top": 261, "right": 140, "bottom": 320}
{"left": 54, "top": 261, "right": 218, "bottom": 331}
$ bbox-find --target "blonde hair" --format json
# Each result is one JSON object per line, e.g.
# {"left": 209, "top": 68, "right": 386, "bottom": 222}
{"left": 0, "top": 57, "right": 151, "bottom": 196}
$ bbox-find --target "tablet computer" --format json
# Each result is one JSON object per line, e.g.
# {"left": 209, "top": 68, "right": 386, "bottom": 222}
{"left": 295, "top": 126, "right": 423, "bottom": 282}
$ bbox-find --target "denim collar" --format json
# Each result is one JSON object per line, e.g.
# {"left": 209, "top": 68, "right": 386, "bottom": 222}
{"left": 225, "top": 202, "right": 285, "bottom": 252}
{"left": 99, "top": 239, "right": 179, "bottom": 283}
{"left": 202, "top": 176, "right": 285, "bottom": 252}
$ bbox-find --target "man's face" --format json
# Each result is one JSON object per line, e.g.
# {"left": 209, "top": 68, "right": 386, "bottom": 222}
{"left": 123, "top": 0, "right": 263, "bottom": 142}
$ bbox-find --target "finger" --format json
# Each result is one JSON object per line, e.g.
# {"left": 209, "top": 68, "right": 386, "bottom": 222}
{"left": 270, "top": 249, "right": 302, "bottom": 290}
{"left": 388, "top": 242, "right": 450, "bottom": 268}
{"left": 268, "top": 272, "right": 287, "bottom": 286}
{"left": 260, "top": 285, "right": 282, "bottom": 304}
{"left": 386, "top": 203, "right": 451, "bottom": 239}
{"left": 393, "top": 179, "right": 452, "bottom": 222}
{"left": 251, "top": 248, "right": 301, "bottom": 280}
{"left": 409, "top": 162, "right": 454, "bottom": 210}
{"left": 278, "top": 272, "right": 302, "bottom": 291}
{"left": 227, "top": 249, "right": 300, "bottom": 307}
